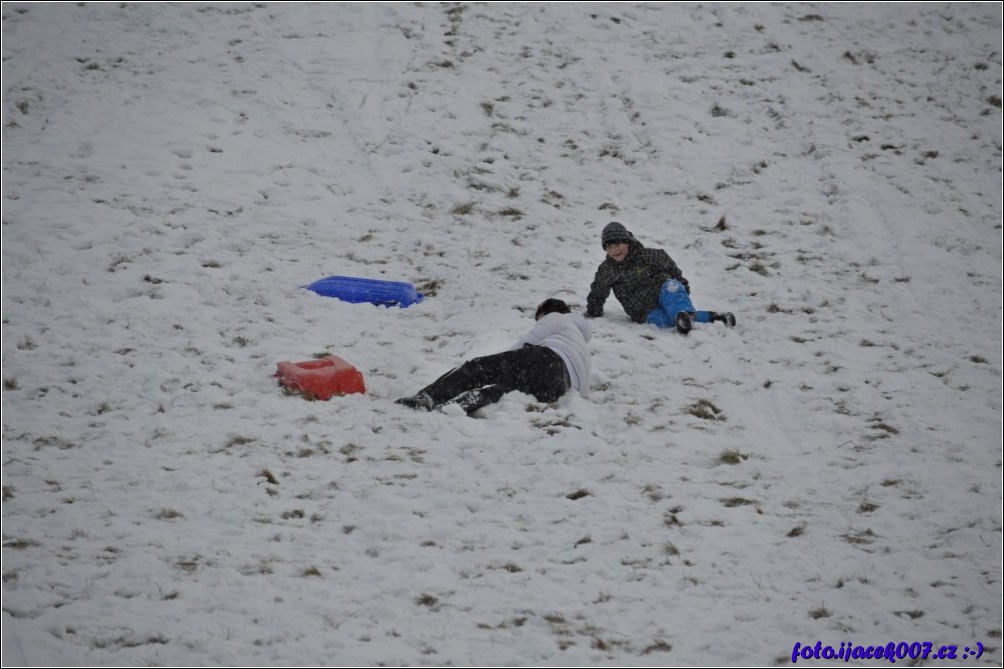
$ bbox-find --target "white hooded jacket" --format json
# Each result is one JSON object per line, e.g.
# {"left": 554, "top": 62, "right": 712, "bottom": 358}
{"left": 513, "top": 312, "right": 592, "bottom": 396}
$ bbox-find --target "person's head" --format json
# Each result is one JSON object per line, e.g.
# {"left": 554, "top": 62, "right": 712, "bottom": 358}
{"left": 535, "top": 298, "right": 571, "bottom": 321}
{"left": 601, "top": 221, "right": 633, "bottom": 262}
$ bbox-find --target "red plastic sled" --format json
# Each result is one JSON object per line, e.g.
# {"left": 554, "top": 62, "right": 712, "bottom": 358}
{"left": 276, "top": 356, "right": 366, "bottom": 400}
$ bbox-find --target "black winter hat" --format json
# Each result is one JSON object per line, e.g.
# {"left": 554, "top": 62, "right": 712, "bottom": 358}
{"left": 601, "top": 221, "right": 633, "bottom": 248}
{"left": 535, "top": 298, "right": 571, "bottom": 320}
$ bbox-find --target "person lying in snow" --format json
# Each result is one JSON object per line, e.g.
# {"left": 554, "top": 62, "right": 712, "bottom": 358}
{"left": 395, "top": 298, "right": 591, "bottom": 415}
{"left": 585, "top": 221, "right": 736, "bottom": 335}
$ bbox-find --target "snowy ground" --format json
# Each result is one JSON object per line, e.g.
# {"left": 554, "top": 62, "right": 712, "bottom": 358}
{"left": 2, "top": 2, "right": 1001, "bottom": 666}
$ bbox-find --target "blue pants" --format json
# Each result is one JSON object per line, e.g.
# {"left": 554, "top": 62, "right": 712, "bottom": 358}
{"left": 644, "top": 279, "right": 713, "bottom": 328}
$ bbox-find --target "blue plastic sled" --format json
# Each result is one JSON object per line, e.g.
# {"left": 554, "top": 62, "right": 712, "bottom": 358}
{"left": 304, "top": 275, "right": 424, "bottom": 308}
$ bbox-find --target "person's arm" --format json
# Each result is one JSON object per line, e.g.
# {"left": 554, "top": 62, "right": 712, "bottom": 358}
{"left": 585, "top": 265, "right": 612, "bottom": 317}
{"left": 651, "top": 249, "right": 690, "bottom": 293}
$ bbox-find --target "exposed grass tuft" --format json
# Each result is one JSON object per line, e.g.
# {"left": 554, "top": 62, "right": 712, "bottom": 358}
{"left": 721, "top": 497, "right": 756, "bottom": 508}
{"left": 841, "top": 528, "right": 876, "bottom": 545}
{"left": 787, "top": 524, "right": 806, "bottom": 538}
{"left": 498, "top": 207, "right": 524, "bottom": 219}
{"left": 175, "top": 558, "right": 200, "bottom": 574}
{"left": 895, "top": 609, "right": 924, "bottom": 620}
{"left": 686, "top": 399, "right": 725, "bottom": 421}
{"left": 451, "top": 201, "right": 475, "bottom": 216}
{"left": 809, "top": 604, "right": 831, "bottom": 619}
{"left": 642, "top": 640, "right": 673, "bottom": 655}
{"left": 716, "top": 448, "right": 749, "bottom": 465}
{"left": 415, "top": 593, "right": 439, "bottom": 608}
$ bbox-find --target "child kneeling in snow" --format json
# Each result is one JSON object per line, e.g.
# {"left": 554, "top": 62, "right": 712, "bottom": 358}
{"left": 396, "top": 299, "right": 591, "bottom": 415}
{"left": 585, "top": 222, "right": 736, "bottom": 335}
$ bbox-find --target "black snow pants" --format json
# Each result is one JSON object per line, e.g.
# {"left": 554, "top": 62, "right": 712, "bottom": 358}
{"left": 419, "top": 345, "right": 569, "bottom": 414}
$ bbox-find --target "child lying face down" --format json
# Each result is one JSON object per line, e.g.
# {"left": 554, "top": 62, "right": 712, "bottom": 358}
{"left": 396, "top": 299, "right": 592, "bottom": 415}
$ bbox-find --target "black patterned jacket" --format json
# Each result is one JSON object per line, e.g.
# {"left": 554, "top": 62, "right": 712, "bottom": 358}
{"left": 585, "top": 240, "right": 689, "bottom": 323}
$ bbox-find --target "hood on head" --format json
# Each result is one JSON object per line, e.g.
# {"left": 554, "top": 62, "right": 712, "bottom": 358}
{"left": 601, "top": 221, "right": 634, "bottom": 249}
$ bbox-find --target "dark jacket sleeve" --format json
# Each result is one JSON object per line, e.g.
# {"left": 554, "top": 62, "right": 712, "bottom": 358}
{"left": 651, "top": 249, "right": 689, "bottom": 293}
{"left": 585, "top": 263, "right": 612, "bottom": 317}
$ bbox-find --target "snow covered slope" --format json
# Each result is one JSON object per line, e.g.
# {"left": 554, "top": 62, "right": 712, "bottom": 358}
{"left": 2, "top": 3, "right": 1001, "bottom": 665}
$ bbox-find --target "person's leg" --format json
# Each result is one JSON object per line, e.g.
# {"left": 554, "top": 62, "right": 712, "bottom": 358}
{"left": 395, "top": 360, "right": 483, "bottom": 411}
{"left": 707, "top": 311, "right": 737, "bottom": 326}
{"left": 644, "top": 308, "right": 674, "bottom": 328}
{"left": 647, "top": 309, "right": 734, "bottom": 330}
{"left": 651, "top": 280, "right": 731, "bottom": 326}
{"left": 400, "top": 347, "right": 567, "bottom": 413}
{"left": 451, "top": 346, "right": 567, "bottom": 411}
{"left": 658, "top": 279, "right": 694, "bottom": 317}
{"left": 646, "top": 279, "right": 696, "bottom": 329}
{"left": 450, "top": 384, "right": 508, "bottom": 414}
{"left": 517, "top": 346, "right": 568, "bottom": 403}
{"left": 418, "top": 351, "right": 517, "bottom": 406}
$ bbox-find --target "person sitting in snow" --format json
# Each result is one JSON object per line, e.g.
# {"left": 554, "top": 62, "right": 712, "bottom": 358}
{"left": 585, "top": 221, "right": 736, "bottom": 335}
{"left": 396, "top": 298, "right": 591, "bottom": 415}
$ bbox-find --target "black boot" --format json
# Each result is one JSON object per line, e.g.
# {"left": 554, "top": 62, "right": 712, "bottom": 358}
{"left": 675, "top": 311, "right": 693, "bottom": 335}
{"left": 395, "top": 391, "right": 436, "bottom": 411}
{"left": 709, "top": 311, "right": 737, "bottom": 327}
